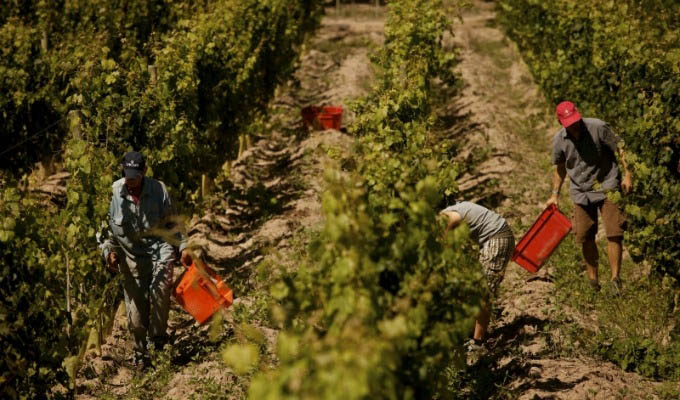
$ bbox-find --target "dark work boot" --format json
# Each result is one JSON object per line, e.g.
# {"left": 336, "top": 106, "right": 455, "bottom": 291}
{"left": 149, "top": 335, "right": 169, "bottom": 351}
{"left": 131, "top": 353, "right": 151, "bottom": 372}
{"left": 588, "top": 279, "right": 601, "bottom": 292}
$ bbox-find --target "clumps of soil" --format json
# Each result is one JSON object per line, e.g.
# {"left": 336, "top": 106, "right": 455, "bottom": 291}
{"left": 188, "top": 131, "right": 309, "bottom": 286}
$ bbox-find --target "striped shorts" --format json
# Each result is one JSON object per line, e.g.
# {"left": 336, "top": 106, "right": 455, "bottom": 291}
{"left": 479, "top": 231, "right": 515, "bottom": 297}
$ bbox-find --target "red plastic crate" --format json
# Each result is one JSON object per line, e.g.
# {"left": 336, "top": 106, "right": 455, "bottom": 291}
{"left": 318, "top": 106, "right": 343, "bottom": 130}
{"left": 301, "top": 106, "right": 343, "bottom": 130}
{"left": 174, "top": 262, "right": 233, "bottom": 324}
{"left": 512, "top": 205, "right": 572, "bottom": 273}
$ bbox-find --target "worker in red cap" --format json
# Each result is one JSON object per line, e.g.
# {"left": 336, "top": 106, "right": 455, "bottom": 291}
{"left": 546, "top": 101, "right": 632, "bottom": 292}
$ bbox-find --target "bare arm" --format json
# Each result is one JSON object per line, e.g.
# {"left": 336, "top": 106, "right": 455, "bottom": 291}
{"left": 617, "top": 147, "right": 630, "bottom": 173}
{"left": 441, "top": 210, "right": 463, "bottom": 235}
{"left": 546, "top": 162, "right": 566, "bottom": 207}
{"left": 99, "top": 198, "right": 120, "bottom": 273}
{"left": 618, "top": 147, "right": 633, "bottom": 194}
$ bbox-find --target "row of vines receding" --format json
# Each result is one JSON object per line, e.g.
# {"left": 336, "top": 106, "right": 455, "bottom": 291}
{"left": 498, "top": 0, "right": 680, "bottom": 381}
{"left": 498, "top": 0, "right": 680, "bottom": 279}
{"left": 240, "top": 1, "right": 486, "bottom": 398}
{"left": 0, "top": 1, "right": 323, "bottom": 398}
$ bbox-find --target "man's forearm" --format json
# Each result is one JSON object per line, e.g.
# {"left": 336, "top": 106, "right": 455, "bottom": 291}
{"left": 100, "top": 239, "right": 118, "bottom": 260}
{"left": 441, "top": 211, "right": 461, "bottom": 235}
{"left": 618, "top": 148, "right": 631, "bottom": 174}
{"left": 552, "top": 164, "right": 566, "bottom": 194}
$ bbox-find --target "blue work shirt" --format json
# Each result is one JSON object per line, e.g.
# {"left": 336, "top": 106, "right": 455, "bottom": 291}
{"left": 100, "top": 177, "right": 187, "bottom": 261}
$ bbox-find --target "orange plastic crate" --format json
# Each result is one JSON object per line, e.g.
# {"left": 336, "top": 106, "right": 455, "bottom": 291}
{"left": 174, "top": 263, "right": 233, "bottom": 324}
{"left": 512, "top": 205, "right": 572, "bottom": 273}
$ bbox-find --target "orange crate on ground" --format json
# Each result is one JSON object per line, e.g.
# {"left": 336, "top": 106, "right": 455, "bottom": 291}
{"left": 512, "top": 205, "right": 572, "bottom": 273}
{"left": 174, "top": 262, "right": 233, "bottom": 324}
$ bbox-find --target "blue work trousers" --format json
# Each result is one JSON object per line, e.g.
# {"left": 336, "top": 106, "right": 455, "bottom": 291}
{"left": 118, "top": 242, "right": 174, "bottom": 357}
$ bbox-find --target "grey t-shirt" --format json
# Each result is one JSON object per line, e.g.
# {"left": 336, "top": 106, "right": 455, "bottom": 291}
{"left": 443, "top": 201, "right": 510, "bottom": 246}
{"left": 552, "top": 118, "right": 623, "bottom": 206}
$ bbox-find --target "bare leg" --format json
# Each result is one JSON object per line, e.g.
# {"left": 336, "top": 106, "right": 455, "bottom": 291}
{"left": 607, "top": 236, "right": 623, "bottom": 280}
{"left": 473, "top": 301, "right": 490, "bottom": 341}
{"left": 582, "top": 239, "right": 599, "bottom": 282}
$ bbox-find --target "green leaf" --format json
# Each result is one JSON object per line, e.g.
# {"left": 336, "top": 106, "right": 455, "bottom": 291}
{"left": 221, "top": 343, "right": 259, "bottom": 375}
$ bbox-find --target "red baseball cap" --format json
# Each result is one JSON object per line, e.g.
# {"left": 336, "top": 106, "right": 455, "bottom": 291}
{"left": 556, "top": 101, "right": 581, "bottom": 128}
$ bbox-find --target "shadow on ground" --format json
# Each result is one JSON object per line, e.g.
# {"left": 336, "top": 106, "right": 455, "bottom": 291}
{"left": 453, "top": 314, "right": 589, "bottom": 399}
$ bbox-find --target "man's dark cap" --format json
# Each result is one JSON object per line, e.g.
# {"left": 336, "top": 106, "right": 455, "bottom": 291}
{"left": 122, "top": 151, "right": 145, "bottom": 179}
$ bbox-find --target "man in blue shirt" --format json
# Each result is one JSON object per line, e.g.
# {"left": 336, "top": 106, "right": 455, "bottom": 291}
{"left": 100, "top": 151, "right": 192, "bottom": 369}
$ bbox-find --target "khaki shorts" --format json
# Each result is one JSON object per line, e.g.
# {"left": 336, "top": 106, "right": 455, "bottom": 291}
{"left": 573, "top": 198, "right": 626, "bottom": 243}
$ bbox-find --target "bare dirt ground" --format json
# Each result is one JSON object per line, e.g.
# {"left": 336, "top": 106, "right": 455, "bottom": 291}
{"left": 451, "top": 2, "right": 662, "bottom": 399}
{"left": 74, "top": 6, "right": 384, "bottom": 399}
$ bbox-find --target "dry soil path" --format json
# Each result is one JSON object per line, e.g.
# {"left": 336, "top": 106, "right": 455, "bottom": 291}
{"left": 452, "top": 2, "right": 661, "bottom": 399}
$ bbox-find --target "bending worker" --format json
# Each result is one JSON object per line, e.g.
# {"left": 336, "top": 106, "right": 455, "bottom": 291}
{"left": 441, "top": 200, "right": 514, "bottom": 345}
{"left": 100, "top": 151, "right": 192, "bottom": 369}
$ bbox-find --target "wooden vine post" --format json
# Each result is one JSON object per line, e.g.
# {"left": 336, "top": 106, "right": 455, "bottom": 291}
{"left": 65, "top": 109, "right": 85, "bottom": 336}
{"left": 68, "top": 110, "right": 83, "bottom": 140}
{"left": 201, "top": 174, "right": 213, "bottom": 199}
{"left": 64, "top": 109, "right": 86, "bottom": 395}
{"left": 33, "top": 35, "right": 57, "bottom": 181}
{"left": 41, "top": 30, "right": 48, "bottom": 52}
{"left": 65, "top": 252, "right": 71, "bottom": 337}
{"left": 149, "top": 65, "right": 158, "bottom": 86}
{"left": 238, "top": 134, "right": 251, "bottom": 158}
